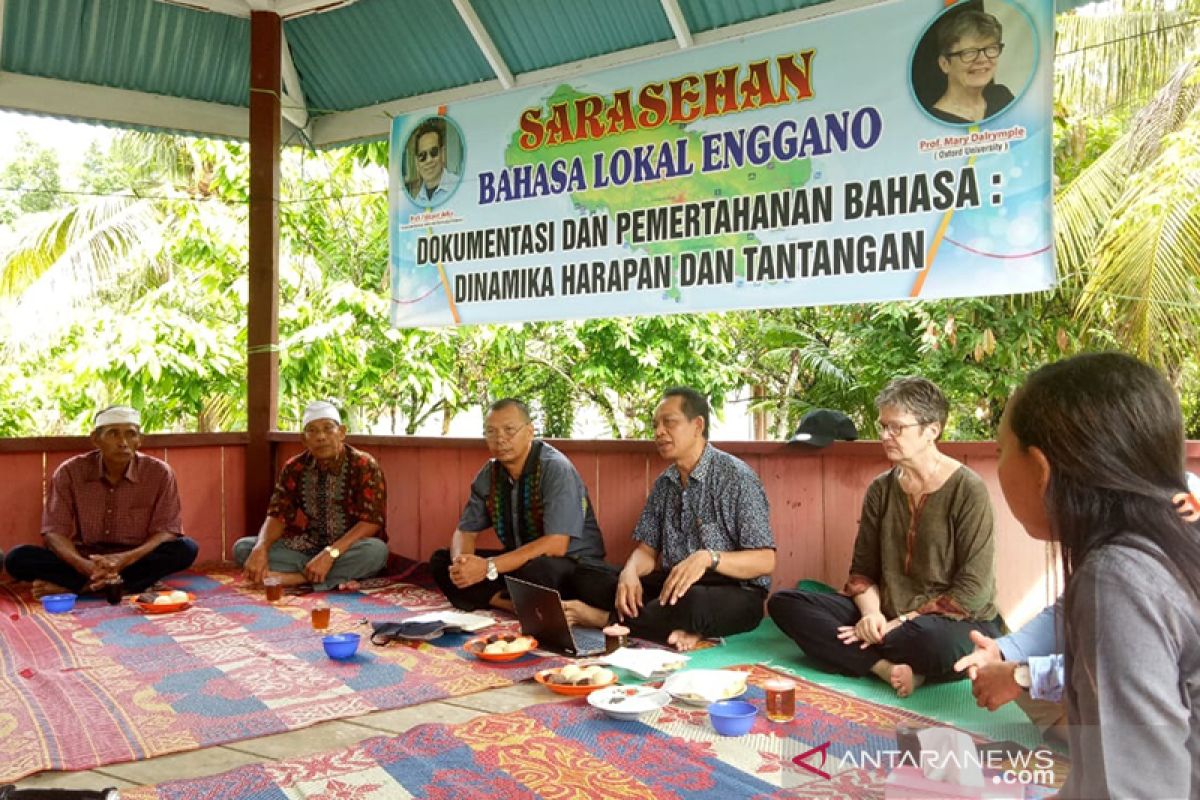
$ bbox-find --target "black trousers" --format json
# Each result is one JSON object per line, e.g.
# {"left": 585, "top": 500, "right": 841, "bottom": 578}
{"left": 5, "top": 537, "right": 200, "bottom": 595}
{"left": 429, "top": 548, "right": 592, "bottom": 611}
{"left": 571, "top": 561, "right": 766, "bottom": 645}
{"left": 768, "top": 589, "right": 1002, "bottom": 680}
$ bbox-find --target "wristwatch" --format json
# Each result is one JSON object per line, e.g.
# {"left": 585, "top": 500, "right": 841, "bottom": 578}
{"left": 486, "top": 558, "right": 498, "bottom": 581}
{"left": 323, "top": 545, "right": 341, "bottom": 560}
{"left": 708, "top": 549, "right": 721, "bottom": 569}
{"left": 1013, "top": 663, "right": 1032, "bottom": 689}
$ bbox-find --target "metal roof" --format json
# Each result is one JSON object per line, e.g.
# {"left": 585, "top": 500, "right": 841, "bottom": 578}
{"left": 0, "top": 0, "right": 1093, "bottom": 147}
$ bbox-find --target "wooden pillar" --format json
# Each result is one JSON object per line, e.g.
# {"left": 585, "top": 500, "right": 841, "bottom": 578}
{"left": 246, "top": 11, "right": 281, "bottom": 528}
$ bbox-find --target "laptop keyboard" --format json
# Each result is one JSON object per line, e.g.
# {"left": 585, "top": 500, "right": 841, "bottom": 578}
{"left": 572, "top": 627, "right": 605, "bottom": 653}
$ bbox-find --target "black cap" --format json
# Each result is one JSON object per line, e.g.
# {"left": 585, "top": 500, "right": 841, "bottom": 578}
{"left": 790, "top": 409, "right": 858, "bottom": 448}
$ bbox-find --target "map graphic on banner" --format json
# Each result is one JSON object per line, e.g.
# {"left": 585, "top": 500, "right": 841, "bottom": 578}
{"left": 388, "top": 0, "right": 1055, "bottom": 327}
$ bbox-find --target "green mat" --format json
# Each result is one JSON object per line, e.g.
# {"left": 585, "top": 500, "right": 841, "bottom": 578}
{"left": 680, "top": 619, "right": 1049, "bottom": 749}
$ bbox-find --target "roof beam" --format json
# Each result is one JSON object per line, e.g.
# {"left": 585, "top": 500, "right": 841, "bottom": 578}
{"left": 154, "top": 0, "right": 358, "bottom": 18}
{"left": 659, "top": 0, "right": 693, "bottom": 48}
{"left": 155, "top": 0, "right": 258, "bottom": 16}
{"left": 0, "top": 72, "right": 305, "bottom": 142}
{"left": 313, "top": 0, "right": 883, "bottom": 147}
{"left": 313, "top": 35, "right": 680, "bottom": 146}
{"left": 451, "top": 0, "right": 514, "bottom": 89}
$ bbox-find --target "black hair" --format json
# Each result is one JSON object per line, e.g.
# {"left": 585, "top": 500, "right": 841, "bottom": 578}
{"left": 488, "top": 397, "right": 532, "bottom": 423}
{"left": 1007, "top": 352, "right": 1200, "bottom": 604}
{"left": 413, "top": 117, "right": 446, "bottom": 149}
{"left": 663, "top": 386, "right": 711, "bottom": 439}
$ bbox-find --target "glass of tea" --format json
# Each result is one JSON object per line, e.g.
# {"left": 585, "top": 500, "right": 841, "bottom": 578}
{"left": 264, "top": 576, "right": 283, "bottom": 603}
{"left": 764, "top": 678, "right": 797, "bottom": 722}
{"left": 311, "top": 601, "right": 330, "bottom": 630}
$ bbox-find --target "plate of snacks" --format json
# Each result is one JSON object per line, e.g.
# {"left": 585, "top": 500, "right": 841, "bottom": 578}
{"left": 134, "top": 590, "right": 195, "bottom": 614}
{"left": 535, "top": 663, "right": 617, "bottom": 695}
{"left": 587, "top": 684, "right": 670, "bottom": 720}
{"left": 464, "top": 633, "right": 538, "bottom": 662}
{"left": 661, "top": 669, "right": 748, "bottom": 705}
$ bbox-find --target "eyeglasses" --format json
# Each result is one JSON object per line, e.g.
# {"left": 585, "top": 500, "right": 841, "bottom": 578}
{"left": 416, "top": 145, "right": 441, "bottom": 162}
{"left": 877, "top": 420, "right": 924, "bottom": 438}
{"left": 945, "top": 43, "right": 1004, "bottom": 64}
{"left": 484, "top": 421, "right": 529, "bottom": 441}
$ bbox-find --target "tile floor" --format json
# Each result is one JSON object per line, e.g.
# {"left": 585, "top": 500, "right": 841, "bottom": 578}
{"left": 13, "top": 681, "right": 573, "bottom": 792}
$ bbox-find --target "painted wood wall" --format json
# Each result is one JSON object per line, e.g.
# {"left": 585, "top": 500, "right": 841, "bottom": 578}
{"left": 3, "top": 434, "right": 1198, "bottom": 628}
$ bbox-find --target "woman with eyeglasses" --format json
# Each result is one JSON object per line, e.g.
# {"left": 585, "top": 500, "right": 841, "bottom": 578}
{"left": 769, "top": 377, "right": 1002, "bottom": 697}
{"left": 929, "top": 10, "right": 1013, "bottom": 124}
{"left": 996, "top": 353, "right": 1199, "bottom": 798}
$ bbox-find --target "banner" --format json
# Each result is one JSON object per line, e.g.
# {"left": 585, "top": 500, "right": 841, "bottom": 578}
{"left": 389, "top": 0, "right": 1055, "bottom": 327}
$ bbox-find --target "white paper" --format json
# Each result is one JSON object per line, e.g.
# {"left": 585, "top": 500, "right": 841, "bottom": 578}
{"left": 600, "top": 647, "right": 689, "bottom": 678}
{"left": 403, "top": 611, "right": 497, "bottom": 632}
{"left": 915, "top": 727, "right": 985, "bottom": 788}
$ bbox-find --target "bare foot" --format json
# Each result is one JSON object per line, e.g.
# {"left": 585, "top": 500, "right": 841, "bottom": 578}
{"left": 667, "top": 629, "right": 703, "bottom": 652}
{"left": 32, "top": 580, "right": 71, "bottom": 599}
{"left": 888, "top": 663, "right": 925, "bottom": 698}
{"left": 562, "top": 600, "right": 609, "bottom": 628}
{"left": 336, "top": 580, "right": 361, "bottom": 591}
{"left": 489, "top": 592, "right": 515, "bottom": 612}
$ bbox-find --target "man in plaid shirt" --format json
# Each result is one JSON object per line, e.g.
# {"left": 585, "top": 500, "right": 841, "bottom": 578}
{"left": 6, "top": 405, "right": 198, "bottom": 598}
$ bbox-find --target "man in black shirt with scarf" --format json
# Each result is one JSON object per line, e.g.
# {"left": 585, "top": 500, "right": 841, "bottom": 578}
{"left": 431, "top": 398, "right": 607, "bottom": 611}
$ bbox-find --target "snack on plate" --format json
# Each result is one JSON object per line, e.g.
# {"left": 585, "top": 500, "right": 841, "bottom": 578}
{"left": 663, "top": 669, "right": 748, "bottom": 704}
{"left": 482, "top": 634, "right": 534, "bottom": 654}
{"left": 168, "top": 590, "right": 189, "bottom": 603}
{"left": 152, "top": 595, "right": 175, "bottom": 606}
{"left": 136, "top": 592, "right": 157, "bottom": 605}
{"left": 547, "top": 664, "right": 615, "bottom": 686}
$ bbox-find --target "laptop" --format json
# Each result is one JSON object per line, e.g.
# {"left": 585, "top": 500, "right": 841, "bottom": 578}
{"left": 504, "top": 576, "right": 606, "bottom": 657}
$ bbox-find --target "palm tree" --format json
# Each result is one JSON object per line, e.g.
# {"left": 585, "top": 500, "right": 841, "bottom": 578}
{"left": 1054, "top": 2, "right": 1200, "bottom": 368}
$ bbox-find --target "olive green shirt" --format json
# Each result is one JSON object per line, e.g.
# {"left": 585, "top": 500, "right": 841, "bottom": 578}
{"left": 845, "top": 466, "right": 998, "bottom": 622}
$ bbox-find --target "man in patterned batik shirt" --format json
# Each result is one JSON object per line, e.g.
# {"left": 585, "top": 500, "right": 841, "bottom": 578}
{"left": 235, "top": 401, "right": 388, "bottom": 591}
{"left": 567, "top": 387, "right": 777, "bottom": 651}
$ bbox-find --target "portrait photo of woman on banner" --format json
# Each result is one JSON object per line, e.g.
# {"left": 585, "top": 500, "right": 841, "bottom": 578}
{"left": 911, "top": 0, "right": 1037, "bottom": 125}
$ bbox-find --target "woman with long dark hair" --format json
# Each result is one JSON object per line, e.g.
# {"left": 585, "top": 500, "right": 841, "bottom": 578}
{"left": 998, "top": 352, "right": 1200, "bottom": 798}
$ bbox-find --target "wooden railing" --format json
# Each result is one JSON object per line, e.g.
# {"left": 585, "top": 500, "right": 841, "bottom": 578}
{"left": 4, "top": 433, "right": 1198, "bottom": 628}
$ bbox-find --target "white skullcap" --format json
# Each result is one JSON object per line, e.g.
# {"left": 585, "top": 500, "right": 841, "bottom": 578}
{"left": 302, "top": 400, "right": 342, "bottom": 428}
{"left": 93, "top": 406, "right": 141, "bottom": 430}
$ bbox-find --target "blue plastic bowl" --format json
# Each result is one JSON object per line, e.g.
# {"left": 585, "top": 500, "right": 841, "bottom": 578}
{"left": 41, "top": 593, "right": 77, "bottom": 614}
{"left": 322, "top": 632, "right": 361, "bottom": 660}
{"left": 708, "top": 700, "right": 758, "bottom": 736}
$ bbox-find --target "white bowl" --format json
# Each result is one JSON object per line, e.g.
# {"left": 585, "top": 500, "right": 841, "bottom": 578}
{"left": 587, "top": 685, "right": 670, "bottom": 721}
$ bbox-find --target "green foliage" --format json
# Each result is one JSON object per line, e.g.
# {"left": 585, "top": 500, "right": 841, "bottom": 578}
{"left": 0, "top": 133, "right": 64, "bottom": 225}
{"left": 730, "top": 295, "right": 1103, "bottom": 440}
{"left": 3, "top": 0, "right": 1200, "bottom": 441}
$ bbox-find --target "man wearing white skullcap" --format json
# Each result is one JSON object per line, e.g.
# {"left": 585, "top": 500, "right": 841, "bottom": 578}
{"left": 234, "top": 400, "right": 389, "bottom": 592}
{"left": 6, "top": 405, "right": 199, "bottom": 600}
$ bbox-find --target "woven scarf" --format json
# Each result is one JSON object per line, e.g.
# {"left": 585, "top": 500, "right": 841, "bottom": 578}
{"left": 485, "top": 441, "right": 545, "bottom": 550}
